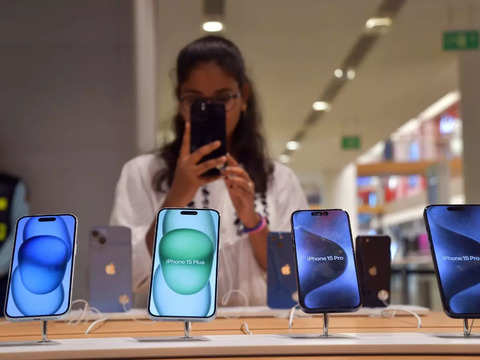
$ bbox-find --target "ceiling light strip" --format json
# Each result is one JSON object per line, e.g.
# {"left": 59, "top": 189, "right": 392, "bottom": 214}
{"left": 281, "top": 0, "right": 407, "bottom": 163}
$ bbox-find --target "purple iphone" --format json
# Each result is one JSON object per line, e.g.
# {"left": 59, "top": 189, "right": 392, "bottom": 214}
{"left": 88, "top": 226, "right": 132, "bottom": 312}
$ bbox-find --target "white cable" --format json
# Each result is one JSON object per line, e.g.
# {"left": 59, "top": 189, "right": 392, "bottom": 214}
{"left": 219, "top": 240, "right": 249, "bottom": 308}
{"left": 67, "top": 299, "right": 111, "bottom": 333}
{"left": 85, "top": 317, "right": 108, "bottom": 335}
{"left": 217, "top": 188, "right": 250, "bottom": 309}
{"left": 88, "top": 306, "right": 102, "bottom": 315}
{"left": 288, "top": 304, "right": 300, "bottom": 329}
{"left": 83, "top": 304, "right": 108, "bottom": 334}
{"left": 380, "top": 307, "right": 422, "bottom": 328}
{"left": 71, "top": 299, "right": 89, "bottom": 307}
{"left": 68, "top": 299, "right": 90, "bottom": 325}
{"left": 221, "top": 289, "right": 249, "bottom": 308}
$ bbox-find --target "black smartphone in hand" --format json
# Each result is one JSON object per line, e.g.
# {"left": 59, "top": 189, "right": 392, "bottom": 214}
{"left": 190, "top": 99, "right": 227, "bottom": 177}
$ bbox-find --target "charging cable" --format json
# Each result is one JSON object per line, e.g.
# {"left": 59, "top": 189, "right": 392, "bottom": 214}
{"left": 288, "top": 304, "right": 301, "bottom": 329}
{"left": 219, "top": 241, "right": 249, "bottom": 308}
{"left": 376, "top": 299, "right": 422, "bottom": 328}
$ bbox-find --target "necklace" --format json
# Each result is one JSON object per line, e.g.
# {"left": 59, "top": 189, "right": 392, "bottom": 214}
{"left": 187, "top": 185, "right": 270, "bottom": 236}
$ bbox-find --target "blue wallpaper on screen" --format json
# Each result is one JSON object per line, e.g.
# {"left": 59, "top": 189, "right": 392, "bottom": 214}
{"left": 426, "top": 206, "right": 480, "bottom": 315}
{"left": 149, "top": 209, "right": 219, "bottom": 318}
{"left": 292, "top": 210, "right": 360, "bottom": 310}
{"left": 6, "top": 215, "right": 75, "bottom": 318}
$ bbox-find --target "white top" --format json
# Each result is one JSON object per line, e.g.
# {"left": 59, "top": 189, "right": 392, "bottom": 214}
{"left": 110, "top": 154, "right": 308, "bottom": 307}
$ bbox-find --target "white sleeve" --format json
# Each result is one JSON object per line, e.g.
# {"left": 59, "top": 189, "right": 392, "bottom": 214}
{"left": 270, "top": 164, "right": 308, "bottom": 232}
{"left": 110, "top": 158, "right": 156, "bottom": 293}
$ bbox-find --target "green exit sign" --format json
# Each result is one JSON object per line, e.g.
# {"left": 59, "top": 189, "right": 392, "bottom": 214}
{"left": 342, "top": 136, "right": 361, "bottom": 150}
{"left": 443, "top": 30, "right": 479, "bottom": 50}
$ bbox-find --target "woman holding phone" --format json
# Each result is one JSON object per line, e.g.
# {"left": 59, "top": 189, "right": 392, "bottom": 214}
{"left": 110, "top": 36, "right": 307, "bottom": 306}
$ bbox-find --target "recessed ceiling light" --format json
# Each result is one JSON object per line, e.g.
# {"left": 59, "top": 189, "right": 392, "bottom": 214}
{"left": 279, "top": 154, "right": 290, "bottom": 163}
{"left": 312, "top": 101, "right": 330, "bottom": 112}
{"left": 286, "top": 141, "right": 300, "bottom": 151}
{"left": 334, "top": 69, "right": 344, "bottom": 78}
{"left": 202, "top": 21, "right": 223, "bottom": 32}
{"left": 365, "top": 17, "right": 392, "bottom": 30}
{"left": 346, "top": 69, "right": 356, "bottom": 80}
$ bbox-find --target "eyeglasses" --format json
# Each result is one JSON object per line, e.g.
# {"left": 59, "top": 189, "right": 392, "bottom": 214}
{"left": 179, "top": 92, "right": 240, "bottom": 112}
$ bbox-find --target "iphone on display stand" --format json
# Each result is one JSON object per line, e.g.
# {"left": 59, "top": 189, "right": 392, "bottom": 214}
{"left": 89, "top": 226, "right": 132, "bottom": 313}
{"left": 424, "top": 204, "right": 480, "bottom": 337}
{"left": 291, "top": 209, "right": 361, "bottom": 337}
{"left": 267, "top": 232, "right": 298, "bottom": 309}
{"left": 140, "top": 208, "right": 220, "bottom": 341}
{"left": 355, "top": 235, "right": 391, "bottom": 308}
{"left": 3, "top": 214, "right": 77, "bottom": 344}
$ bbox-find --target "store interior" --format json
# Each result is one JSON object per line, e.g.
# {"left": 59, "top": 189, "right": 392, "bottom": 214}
{"left": 1, "top": 0, "right": 480, "bottom": 313}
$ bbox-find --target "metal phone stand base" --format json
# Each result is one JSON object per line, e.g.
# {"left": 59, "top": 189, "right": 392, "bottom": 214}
{"left": 286, "top": 313, "right": 352, "bottom": 339}
{"left": 435, "top": 318, "right": 480, "bottom": 338}
{"left": 137, "top": 321, "right": 208, "bottom": 342}
{"left": 0, "top": 321, "right": 58, "bottom": 347}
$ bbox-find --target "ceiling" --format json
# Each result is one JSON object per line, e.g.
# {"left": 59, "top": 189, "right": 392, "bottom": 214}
{"left": 155, "top": 0, "right": 476, "bottom": 179}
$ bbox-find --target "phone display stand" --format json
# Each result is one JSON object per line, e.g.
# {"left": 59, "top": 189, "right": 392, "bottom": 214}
{"left": 137, "top": 321, "right": 208, "bottom": 342}
{"left": 435, "top": 318, "right": 480, "bottom": 338}
{"left": 286, "top": 313, "right": 351, "bottom": 339}
{"left": 0, "top": 320, "right": 57, "bottom": 346}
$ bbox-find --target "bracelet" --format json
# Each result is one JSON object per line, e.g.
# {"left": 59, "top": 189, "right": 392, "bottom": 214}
{"left": 243, "top": 214, "right": 267, "bottom": 234}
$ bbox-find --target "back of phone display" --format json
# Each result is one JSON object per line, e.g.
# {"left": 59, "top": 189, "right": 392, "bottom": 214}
{"left": 5, "top": 214, "right": 77, "bottom": 320}
{"left": 89, "top": 226, "right": 132, "bottom": 312}
{"left": 190, "top": 100, "right": 226, "bottom": 177}
{"left": 355, "top": 235, "right": 391, "bottom": 307}
{"left": 291, "top": 209, "right": 361, "bottom": 313}
{"left": 267, "top": 232, "right": 298, "bottom": 309}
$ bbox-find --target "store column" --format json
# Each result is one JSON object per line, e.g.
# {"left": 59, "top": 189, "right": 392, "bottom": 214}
{"left": 321, "top": 163, "right": 358, "bottom": 235}
{"left": 134, "top": 0, "right": 158, "bottom": 153}
{"left": 459, "top": 52, "right": 480, "bottom": 203}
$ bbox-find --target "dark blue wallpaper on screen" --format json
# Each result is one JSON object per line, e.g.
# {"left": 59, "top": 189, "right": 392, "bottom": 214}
{"left": 292, "top": 210, "right": 360, "bottom": 310}
{"left": 426, "top": 206, "right": 480, "bottom": 315}
{"left": 6, "top": 215, "right": 75, "bottom": 318}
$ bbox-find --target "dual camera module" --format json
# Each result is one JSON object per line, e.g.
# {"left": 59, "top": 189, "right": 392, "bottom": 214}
{"left": 91, "top": 230, "right": 107, "bottom": 244}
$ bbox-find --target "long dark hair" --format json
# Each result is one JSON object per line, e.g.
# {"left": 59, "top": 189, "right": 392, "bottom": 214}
{"left": 154, "top": 35, "right": 273, "bottom": 193}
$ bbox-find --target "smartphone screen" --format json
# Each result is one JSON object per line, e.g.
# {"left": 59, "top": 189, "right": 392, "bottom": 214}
{"left": 425, "top": 205, "right": 480, "bottom": 318}
{"left": 291, "top": 209, "right": 360, "bottom": 312}
{"left": 190, "top": 100, "right": 226, "bottom": 177}
{"left": 5, "top": 214, "right": 76, "bottom": 319}
{"left": 148, "top": 208, "right": 219, "bottom": 319}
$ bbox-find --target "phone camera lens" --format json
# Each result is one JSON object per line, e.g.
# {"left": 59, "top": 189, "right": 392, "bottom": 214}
{"left": 98, "top": 236, "right": 106, "bottom": 244}
{"left": 92, "top": 230, "right": 99, "bottom": 237}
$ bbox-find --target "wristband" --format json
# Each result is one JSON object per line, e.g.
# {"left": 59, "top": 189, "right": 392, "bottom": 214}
{"left": 243, "top": 214, "right": 267, "bottom": 234}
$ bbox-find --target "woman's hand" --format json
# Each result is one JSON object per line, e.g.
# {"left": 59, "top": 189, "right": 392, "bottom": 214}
{"left": 165, "top": 121, "right": 227, "bottom": 207}
{"left": 222, "top": 153, "right": 260, "bottom": 227}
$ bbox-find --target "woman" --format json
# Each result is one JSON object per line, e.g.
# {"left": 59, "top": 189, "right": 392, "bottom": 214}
{"left": 110, "top": 35, "right": 307, "bottom": 307}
